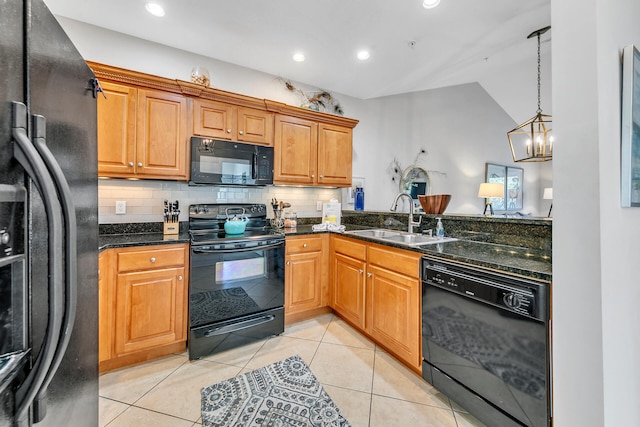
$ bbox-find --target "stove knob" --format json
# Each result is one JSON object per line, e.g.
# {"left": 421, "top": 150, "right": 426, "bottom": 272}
{"left": 504, "top": 293, "right": 522, "bottom": 309}
{"left": 0, "top": 230, "right": 9, "bottom": 245}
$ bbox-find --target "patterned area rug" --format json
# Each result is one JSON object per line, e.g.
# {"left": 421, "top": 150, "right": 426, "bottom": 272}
{"left": 201, "top": 355, "right": 351, "bottom": 427}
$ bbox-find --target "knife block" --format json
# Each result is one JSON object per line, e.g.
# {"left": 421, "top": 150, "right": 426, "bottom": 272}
{"left": 163, "top": 221, "right": 179, "bottom": 235}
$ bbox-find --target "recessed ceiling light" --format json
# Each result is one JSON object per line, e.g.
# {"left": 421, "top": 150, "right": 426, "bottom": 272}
{"left": 292, "top": 53, "right": 305, "bottom": 62}
{"left": 145, "top": 3, "right": 165, "bottom": 17}
{"left": 357, "top": 50, "right": 371, "bottom": 61}
{"left": 422, "top": 0, "right": 440, "bottom": 9}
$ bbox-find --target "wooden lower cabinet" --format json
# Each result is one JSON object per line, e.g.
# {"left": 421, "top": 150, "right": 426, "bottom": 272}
{"left": 284, "top": 235, "right": 329, "bottom": 321}
{"left": 99, "top": 244, "right": 189, "bottom": 372}
{"left": 331, "top": 236, "right": 422, "bottom": 372}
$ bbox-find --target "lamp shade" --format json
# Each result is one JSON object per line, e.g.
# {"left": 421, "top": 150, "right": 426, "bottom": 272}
{"left": 478, "top": 183, "right": 504, "bottom": 198}
{"left": 543, "top": 187, "right": 553, "bottom": 200}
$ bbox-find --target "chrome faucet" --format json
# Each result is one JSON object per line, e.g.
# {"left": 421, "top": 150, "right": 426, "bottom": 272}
{"left": 390, "top": 193, "right": 422, "bottom": 233}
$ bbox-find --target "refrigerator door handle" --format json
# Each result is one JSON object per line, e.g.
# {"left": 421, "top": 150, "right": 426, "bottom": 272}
{"left": 30, "top": 114, "right": 79, "bottom": 423}
{"left": 11, "top": 102, "right": 64, "bottom": 426}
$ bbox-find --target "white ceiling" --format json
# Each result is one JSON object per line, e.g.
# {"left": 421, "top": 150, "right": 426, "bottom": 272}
{"left": 42, "top": 0, "right": 551, "bottom": 101}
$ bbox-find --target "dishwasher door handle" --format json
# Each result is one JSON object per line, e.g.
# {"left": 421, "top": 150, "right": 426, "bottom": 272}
{"left": 203, "top": 315, "right": 276, "bottom": 337}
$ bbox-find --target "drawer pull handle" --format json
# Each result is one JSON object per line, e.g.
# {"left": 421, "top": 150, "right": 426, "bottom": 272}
{"left": 227, "top": 129, "right": 232, "bottom": 133}
{"left": 178, "top": 275, "right": 183, "bottom": 281}
{"left": 150, "top": 257, "right": 156, "bottom": 263}
{"left": 239, "top": 130, "right": 244, "bottom": 135}
{"left": 303, "top": 243, "right": 307, "bottom": 248}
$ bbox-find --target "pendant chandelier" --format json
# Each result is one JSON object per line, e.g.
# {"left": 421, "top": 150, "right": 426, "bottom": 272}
{"left": 508, "top": 26, "right": 553, "bottom": 162}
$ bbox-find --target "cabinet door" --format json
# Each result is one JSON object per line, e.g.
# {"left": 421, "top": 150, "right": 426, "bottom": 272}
{"left": 136, "top": 89, "right": 189, "bottom": 179}
{"left": 317, "top": 123, "right": 352, "bottom": 187}
{"left": 366, "top": 264, "right": 420, "bottom": 369}
{"left": 98, "top": 250, "right": 113, "bottom": 363}
{"left": 285, "top": 251, "right": 323, "bottom": 314}
{"left": 237, "top": 107, "right": 274, "bottom": 146}
{"left": 274, "top": 115, "right": 318, "bottom": 184}
{"left": 332, "top": 253, "right": 366, "bottom": 329}
{"left": 97, "top": 81, "right": 136, "bottom": 176}
{"left": 114, "top": 267, "right": 187, "bottom": 355}
{"left": 192, "top": 99, "right": 235, "bottom": 140}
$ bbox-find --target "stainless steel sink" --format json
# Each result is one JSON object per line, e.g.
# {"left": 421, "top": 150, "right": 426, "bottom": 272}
{"left": 345, "top": 228, "right": 457, "bottom": 246}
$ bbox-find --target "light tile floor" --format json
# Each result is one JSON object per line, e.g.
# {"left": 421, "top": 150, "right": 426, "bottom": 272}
{"left": 99, "top": 313, "right": 488, "bottom": 427}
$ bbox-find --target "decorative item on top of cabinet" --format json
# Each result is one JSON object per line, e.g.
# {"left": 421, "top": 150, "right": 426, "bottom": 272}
{"left": 99, "top": 243, "right": 189, "bottom": 373}
{"left": 284, "top": 235, "right": 329, "bottom": 322}
{"left": 96, "top": 81, "right": 189, "bottom": 180}
{"left": 192, "top": 99, "right": 274, "bottom": 146}
{"left": 274, "top": 115, "right": 352, "bottom": 187}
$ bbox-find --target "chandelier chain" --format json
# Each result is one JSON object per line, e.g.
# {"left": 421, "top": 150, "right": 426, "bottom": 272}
{"left": 537, "top": 31, "right": 542, "bottom": 114}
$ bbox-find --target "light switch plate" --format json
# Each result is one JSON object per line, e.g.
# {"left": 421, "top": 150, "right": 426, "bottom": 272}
{"left": 115, "top": 200, "right": 126, "bottom": 215}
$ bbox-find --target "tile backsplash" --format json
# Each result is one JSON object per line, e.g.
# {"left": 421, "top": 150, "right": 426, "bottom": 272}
{"left": 98, "top": 179, "right": 342, "bottom": 224}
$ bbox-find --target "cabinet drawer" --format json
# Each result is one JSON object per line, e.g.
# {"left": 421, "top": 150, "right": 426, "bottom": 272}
{"left": 332, "top": 236, "right": 367, "bottom": 261}
{"left": 368, "top": 245, "right": 421, "bottom": 278}
{"left": 117, "top": 245, "right": 186, "bottom": 273}
{"left": 286, "top": 235, "right": 323, "bottom": 254}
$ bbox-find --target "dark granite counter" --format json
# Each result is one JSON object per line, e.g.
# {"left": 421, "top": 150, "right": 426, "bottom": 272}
{"left": 99, "top": 231, "right": 191, "bottom": 251}
{"left": 99, "top": 220, "right": 551, "bottom": 281}
{"left": 282, "top": 224, "right": 551, "bottom": 282}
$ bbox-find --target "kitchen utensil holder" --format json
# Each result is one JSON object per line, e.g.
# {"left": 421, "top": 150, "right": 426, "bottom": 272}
{"left": 163, "top": 221, "right": 179, "bottom": 235}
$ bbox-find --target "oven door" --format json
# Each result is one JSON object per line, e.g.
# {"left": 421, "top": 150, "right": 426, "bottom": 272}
{"left": 189, "top": 239, "right": 284, "bottom": 359}
{"left": 423, "top": 282, "right": 548, "bottom": 427}
{"left": 189, "top": 137, "right": 274, "bottom": 186}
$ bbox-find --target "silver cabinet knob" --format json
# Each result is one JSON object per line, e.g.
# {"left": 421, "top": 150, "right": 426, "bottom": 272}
{"left": 286, "top": 261, "right": 291, "bottom": 265}
{"left": 227, "top": 129, "right": 232, "bottom": 133}
{"left": 239, "top": 130, "right": 244, "bottom": 135}
{"left": 367, "top": 273, "right": 372, "bottom": 278}
{"left": 128, "top": 161, "right": 134, "bottom": 167}
{"left": 137, "top": 162, "right": 143, "bottom": 167}
{"left": 150, "top": 257, "right": 156, "bottom": 263}
{"left": 178, "top": 275, "right": 183, "bottom": 281}
{"left": 358, "top": 269, "right": 364, "bottom": 274}
{"left": 311, "top": 174, "right": 315, "bottom": 178}
{"left": 320, "top": 175, "right": 324, "bottom": 179}
{"left": 303, "top": 243, "right": 307, "bottom": 248}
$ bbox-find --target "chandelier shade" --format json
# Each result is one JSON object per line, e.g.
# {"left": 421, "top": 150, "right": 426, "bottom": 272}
{"left": 508, "top": 26, "right": 553, "bottom": 162}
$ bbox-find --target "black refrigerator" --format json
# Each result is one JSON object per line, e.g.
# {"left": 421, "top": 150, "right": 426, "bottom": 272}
{"left": 0, "top": 0, "right": 98, "bottom": 426}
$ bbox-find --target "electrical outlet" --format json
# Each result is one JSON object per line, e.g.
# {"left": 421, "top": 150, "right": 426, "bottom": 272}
{"left": 316, "top": 201, "right": 323, "bottom": 211}
{"left": 115, "top": 200, "right": 126, "bottom": 215}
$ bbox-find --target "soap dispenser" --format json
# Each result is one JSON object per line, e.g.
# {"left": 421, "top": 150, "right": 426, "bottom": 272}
{"left": 435, "top": 217, "right": 445, "bottom": 240}
{"left": 354, "top": 187, "right": 364, "bottom": 211}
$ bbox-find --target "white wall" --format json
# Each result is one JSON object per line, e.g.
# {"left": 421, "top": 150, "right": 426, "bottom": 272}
{"left": 552, "top": 0, "right": 640, "bottom": 425}
{"left": 57, "top": 17, "right": 551, "bottom": 222}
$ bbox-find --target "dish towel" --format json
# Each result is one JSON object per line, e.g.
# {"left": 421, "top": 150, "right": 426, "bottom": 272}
{"left": 312, "top": 222, "right": 346, "bottom": 232}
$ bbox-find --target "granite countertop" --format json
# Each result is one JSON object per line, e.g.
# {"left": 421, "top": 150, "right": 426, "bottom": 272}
{"left": 99, "top": 223, "right": 551, "bottom": 281}
{"left": 284, "top": 225, "right": 552, "bottom": 281}
{"left": 99, "top": 231, "right": 191, "bottom": 251}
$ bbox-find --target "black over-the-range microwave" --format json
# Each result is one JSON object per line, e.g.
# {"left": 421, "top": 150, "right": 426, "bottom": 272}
{"left": 189, "top": 137, "right": 274, "bottom": 186}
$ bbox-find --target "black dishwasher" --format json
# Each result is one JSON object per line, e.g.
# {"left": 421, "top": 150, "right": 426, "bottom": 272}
{"left": 421, "top": 256, "right": 550, "bottom": 427}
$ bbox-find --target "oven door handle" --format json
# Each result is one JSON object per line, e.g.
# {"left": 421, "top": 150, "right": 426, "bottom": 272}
{"left": 203, "top": 315, "right": 276, "bottom": 337}
{"left": 252, "top": 150, "right": 258, "bottom": 179}
{"left": 192, "top": 241, "right": 284, "bottom": 254}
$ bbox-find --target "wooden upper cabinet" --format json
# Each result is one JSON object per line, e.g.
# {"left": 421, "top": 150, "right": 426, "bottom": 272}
{"left": 317, "top": 123, "right": 352, "bottom": 186}
{"left": 97, "top": 81, "right": 136, "bottom": 176}
{"left": 97, "top": 82, "right": 189, "bottom": 180}
{"left": 136, "top": 89, "right": 189, "bottom": 179}
{"left": 192, "top": 99, "right": 274, "bottom": 146}
{"left": 274, "top": 115, "right": 352, "bottom": 187}
{"left": 274, "top": 115, "right": 318, "bottom": 185}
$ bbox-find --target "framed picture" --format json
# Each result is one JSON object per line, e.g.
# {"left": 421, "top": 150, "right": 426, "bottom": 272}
{"left": 621, "top": 44, "right": 640, "bottom": 207}
{"left": 485, "top": 163, "right": 524, "bottom": 211}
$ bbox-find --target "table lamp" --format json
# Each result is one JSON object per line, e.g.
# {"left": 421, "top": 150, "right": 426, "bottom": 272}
{"left": 543, "top": 187, "right": 553, "bottom": 217}
{"left": 478, "top": 183, "right": 504, "bottom": 216}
